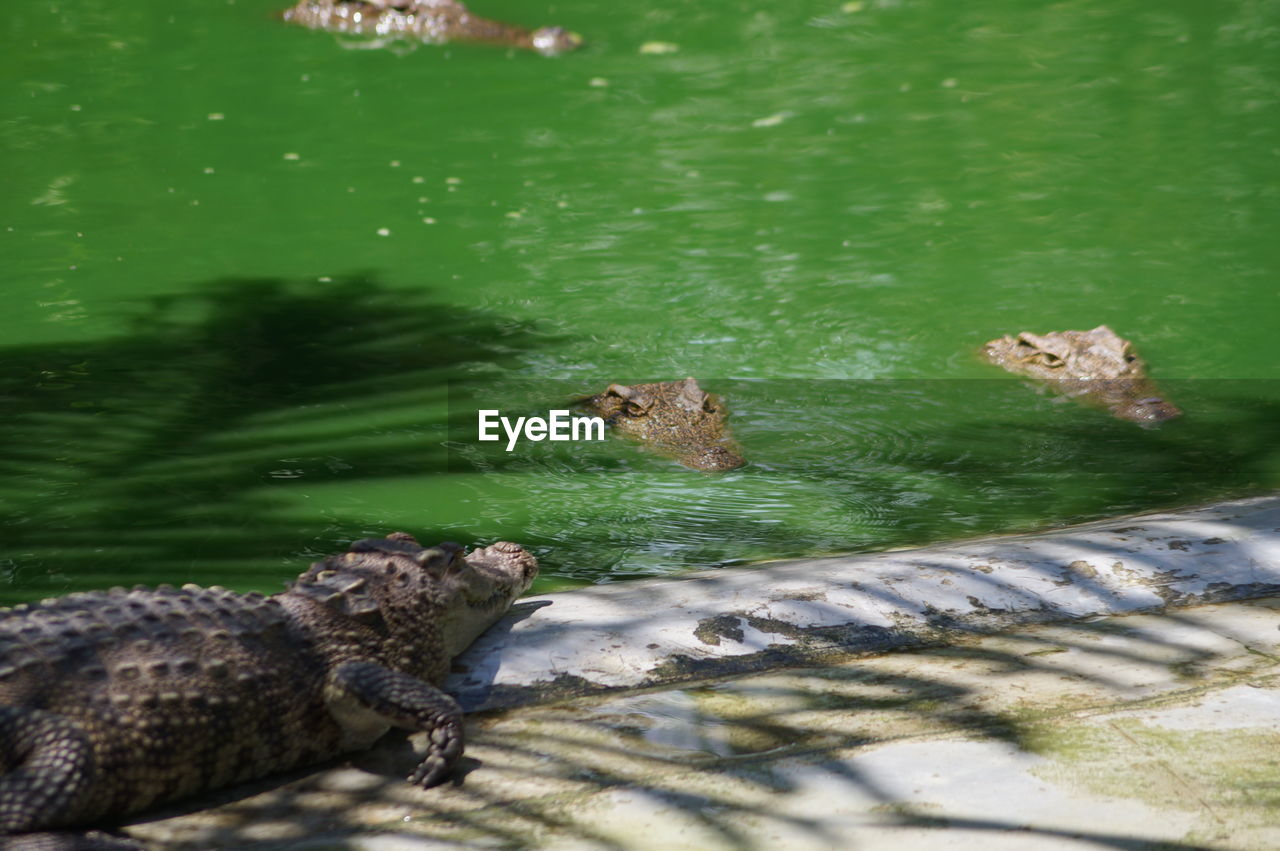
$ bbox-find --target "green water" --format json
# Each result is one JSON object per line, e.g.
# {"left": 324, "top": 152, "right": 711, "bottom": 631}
{"left": 2, "top": 0, "right": 1278, "bottom": 599}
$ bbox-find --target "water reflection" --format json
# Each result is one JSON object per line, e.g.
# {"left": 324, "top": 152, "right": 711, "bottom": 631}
{"left": 444, "top": 378, "right": 1280, "bottom": 580}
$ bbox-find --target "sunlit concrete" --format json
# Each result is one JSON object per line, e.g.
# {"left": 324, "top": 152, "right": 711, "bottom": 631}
{"left": 122, "top": 495, "right": 1280, "bottom": 850}
{"left": 450, "top": 494, "right": 1280, "bottom": 710}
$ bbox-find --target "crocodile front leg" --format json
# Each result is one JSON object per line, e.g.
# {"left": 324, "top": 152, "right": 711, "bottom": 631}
{"left": 0, "top": 707, "right": 98, "bottom": 834}
{"left": 324, "top": 661, "right": 464, "bottom": 788}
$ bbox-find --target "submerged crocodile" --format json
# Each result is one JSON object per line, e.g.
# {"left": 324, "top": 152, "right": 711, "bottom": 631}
{"left": 0, "top": 533, "right": 537, "bottom": 847}
{"left": 281, "top": 0, "right": 582, "bottom": 55}
{"left": 580, "top": 378, "right": 746, "bottom": 471}
{"left": 982, "top": 325, "right": 1182, "bottom": 423}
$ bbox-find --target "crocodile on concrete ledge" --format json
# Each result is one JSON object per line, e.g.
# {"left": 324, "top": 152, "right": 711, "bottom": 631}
{"left": 281, "top": 0, "right": 583, "bottom": 55}
{"left": 580, "top": 378, "right": 747, "bottom": 471}
{"left": 982, "top": 325, "right": 1182, "bottom": 424}
{"left": 0, "top": 533, "right": 538, "bottom": 848}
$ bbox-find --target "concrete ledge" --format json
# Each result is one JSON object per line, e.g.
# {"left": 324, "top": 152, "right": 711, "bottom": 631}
{"left": 449, "top": 494, "right": 1280, "bottom": 710}
{"left": 132, "top": 593, "right": 1280, "bottom": 849}
{"left": 120, "top": 494, "right": 1280, "bottom": 849}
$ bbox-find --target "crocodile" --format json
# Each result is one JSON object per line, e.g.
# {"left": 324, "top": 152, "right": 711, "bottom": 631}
{"left": 982, "top": 325, "right": 1182, "bottom": 423}
{"left": 281, "top": 0, "right": 583, "bottom": 55}
{"left": 0, "top": 533, "right": 537, "bottom": 848}
{"left": 580, "top": 378, "right": 747, "bottom": 471}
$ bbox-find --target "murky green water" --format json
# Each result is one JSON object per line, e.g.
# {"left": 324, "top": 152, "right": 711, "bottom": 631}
{"left": 3, "top": 0, "right": 1278, "bottom": 599}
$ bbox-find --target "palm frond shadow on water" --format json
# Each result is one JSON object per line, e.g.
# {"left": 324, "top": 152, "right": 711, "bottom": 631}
{"left": 124, "top": 603, "right": 1252, "bottom": 850}
{"left": 0, "top": 274, "right": 557, "bottom": 600}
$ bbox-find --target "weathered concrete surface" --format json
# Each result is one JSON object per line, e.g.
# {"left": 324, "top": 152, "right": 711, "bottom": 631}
{"left": 126, "top": 593, "right": 1280, "bottom": 849}
{"left": 102, "top": 495, "right": 1280, "bottom": 850}
{"left": 449, "top": 495, "right": 1280, "bottom": 710}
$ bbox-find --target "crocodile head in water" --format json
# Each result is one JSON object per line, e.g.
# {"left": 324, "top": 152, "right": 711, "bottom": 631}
{"left": 281, "top": 0, "right": 583, "bottom": 56}
{"left": 982, "top": 325, "right": 1182, "bottom": 423}
{"left": 580, "top": 378, "right": 746, "bottom": 471}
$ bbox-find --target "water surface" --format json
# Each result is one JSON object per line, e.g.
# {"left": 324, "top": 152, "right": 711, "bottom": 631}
{"left": 2, "top": 0, "right": 1277, "bottom": 598}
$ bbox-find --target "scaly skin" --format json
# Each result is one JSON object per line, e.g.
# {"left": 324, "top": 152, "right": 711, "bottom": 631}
{"left": 0, "top": 534, "right": 537, "bottom": 846}
{"left": 281, "top": 0, "right": 582, "bottom": 55}
{"left": 982, "top": 325, "right": 1182, "bottom": 423}
{"left": 581, "top": 378, "right": 746, "bottom": 471}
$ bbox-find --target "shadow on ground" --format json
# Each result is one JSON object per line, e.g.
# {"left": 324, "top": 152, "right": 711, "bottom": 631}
{"left": 120, "top": 596, "right": 1280, "bottom": 850}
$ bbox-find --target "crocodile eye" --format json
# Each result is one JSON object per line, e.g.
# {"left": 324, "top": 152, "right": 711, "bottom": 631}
{"left": 623, "top": 401, "right": 645, "bottom": 416}
{"left": 316, "top": 570, "right": 338, "bottom": 581}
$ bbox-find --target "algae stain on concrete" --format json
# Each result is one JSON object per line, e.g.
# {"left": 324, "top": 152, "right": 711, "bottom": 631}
{"left": 683, "top": 685, "right": 851, "bottom": 756}
{"left": 1026, "top": 714, "right": 1280, "bottom": 847}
